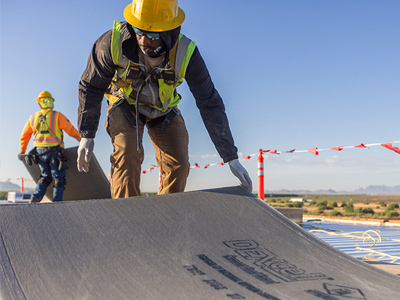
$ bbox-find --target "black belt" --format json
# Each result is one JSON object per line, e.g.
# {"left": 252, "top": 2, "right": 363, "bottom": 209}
{"left": 118, "top": 100, "right": 146, "bottom": 128}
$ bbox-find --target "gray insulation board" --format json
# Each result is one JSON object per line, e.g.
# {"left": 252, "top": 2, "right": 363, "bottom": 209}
{"left": 22, "top": 146, "right": 110, "bottom": 201}
{"left": 1, "top": 186, "right": 399, "bottom": 300}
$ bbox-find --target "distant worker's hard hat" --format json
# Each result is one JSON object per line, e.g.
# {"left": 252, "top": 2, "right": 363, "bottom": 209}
{"left": 124, "top": 0, "right": 185, "bottom": 32}
{"left": 36, "top": 91, "right": 55, "bottom": 109}
{"left": 36, "top": 91, "right": 54, "bottom": 102}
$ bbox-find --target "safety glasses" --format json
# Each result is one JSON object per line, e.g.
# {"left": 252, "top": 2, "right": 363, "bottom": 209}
{"left": 133, "top": 27, "right": 161, "bottom": 40}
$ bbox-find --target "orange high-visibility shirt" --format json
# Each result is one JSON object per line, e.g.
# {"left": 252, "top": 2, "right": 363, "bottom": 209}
{"left": 20, "top": 110, "right": 81, "bottom": 153}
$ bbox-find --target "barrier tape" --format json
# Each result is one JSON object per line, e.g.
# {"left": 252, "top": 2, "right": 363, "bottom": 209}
{"left": 189, "top": 140, "right": 399, "bottom": 170}
{"left": 0, "top": 177, "right": 35, "bottom": 193}
{"left": 90, "top": 140, "right": 400, "bottom": 175}
{"left": 3, "top": 141, "right": 398, "bottom": 181}
{"left": 2, "top": 178, "right": 35, "bottom": 183}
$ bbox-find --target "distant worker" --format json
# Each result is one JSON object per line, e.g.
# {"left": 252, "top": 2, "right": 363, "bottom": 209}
{"left": 77, "top": 0, "right": 252, "bottom": 198}
{"left": 19, "top": 91, "right": 81, "bottom": 202}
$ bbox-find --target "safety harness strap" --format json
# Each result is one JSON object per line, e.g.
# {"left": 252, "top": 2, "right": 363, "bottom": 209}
{"left": 108, "top": 22, "right": 196, "bottom": 152}
{"left": 37, "top": 111, "right": 62, "bottom": 146}
{"left": 32, "top": 111, "right": 63, "bottom": 146}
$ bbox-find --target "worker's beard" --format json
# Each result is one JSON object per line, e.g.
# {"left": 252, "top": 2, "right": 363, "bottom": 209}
{"left": 139, "top": 42, "right": 167, "bottom": 58}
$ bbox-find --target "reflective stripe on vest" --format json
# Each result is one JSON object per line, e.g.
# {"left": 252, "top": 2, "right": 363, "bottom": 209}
{"left": 31, "top": 110, "right": 64, "bottom": 147}
{"left": 111, "top": 21, "right": 122, "bottom": 66}
{"left": 109, "top": 21, "right": 196, "bottom": 112}
{"left": 176, "top": 34, "right": 196, "bottom": 79}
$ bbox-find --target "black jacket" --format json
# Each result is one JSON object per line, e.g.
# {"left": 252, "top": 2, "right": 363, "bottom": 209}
{"left": 78, "top": 22, "right": 238, "bottom": 162}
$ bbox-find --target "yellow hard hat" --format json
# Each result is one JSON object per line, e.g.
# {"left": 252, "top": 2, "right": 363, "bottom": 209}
{"left": 36, "top": 91, "right": 54, "bottom": 102}
{"left": 124, "top": 0, "right": 185, "bottom": 32}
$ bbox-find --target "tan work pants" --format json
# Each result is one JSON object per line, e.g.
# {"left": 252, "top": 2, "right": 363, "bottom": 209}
{"left": 106, "top": 105, "right": 190, "bottom": 198}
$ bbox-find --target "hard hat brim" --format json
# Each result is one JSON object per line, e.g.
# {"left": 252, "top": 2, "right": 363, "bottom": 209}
{"left": 36, "top": 96, "right": 55, "bottom": 102}
{"left": 36, "top": 91, "right": 54, "bottom": 102}
{"left": 124, "top": 3, "right": 185, "bottom": 32}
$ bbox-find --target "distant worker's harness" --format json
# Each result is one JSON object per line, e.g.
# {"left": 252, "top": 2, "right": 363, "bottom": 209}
{"left": 105, "top": 21, "right": 196, "bottom": 152}
{"left": 26, "top": 110, "right": 68, "bottom": 172}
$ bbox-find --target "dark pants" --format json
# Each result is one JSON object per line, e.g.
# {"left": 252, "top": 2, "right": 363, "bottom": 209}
{"left": 33, "top": 148, "right": 66, "bottom": 201}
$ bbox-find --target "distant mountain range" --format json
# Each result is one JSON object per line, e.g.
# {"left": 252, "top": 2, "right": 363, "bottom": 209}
{"left": 0, "top": 181, "right": 21, "bottom": 191}
{"left": 1, "top": 181, "right": 399, "bottom": 195}
{"left": 266, "top": 185, "right": 400, "bottom": 195}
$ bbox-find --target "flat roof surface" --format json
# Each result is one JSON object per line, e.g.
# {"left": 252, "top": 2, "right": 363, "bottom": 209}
{"left": 1, "top": 186, "right": 399, "bottom": 299}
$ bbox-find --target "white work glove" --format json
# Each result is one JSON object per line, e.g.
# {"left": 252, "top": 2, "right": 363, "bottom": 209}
{"left": 77, "top": 138, "right": 94, "bottom": 172}
{"left": 228, "top": 159, "right": 253, "bottom": 192}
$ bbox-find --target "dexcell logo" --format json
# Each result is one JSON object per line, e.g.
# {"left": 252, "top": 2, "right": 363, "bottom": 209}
{"left": 223, "top": 240, "right": 333, "bottom": 282}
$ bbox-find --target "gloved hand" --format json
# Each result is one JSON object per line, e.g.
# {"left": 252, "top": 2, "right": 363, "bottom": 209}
{"left": 228, "top": 159, "right": 252, "bottom": 192}
{"left": 77, "top": 138, "right": 94, "bottom": 172}
{"left": 17, "top": 152, "right": 25, "bottom": 161}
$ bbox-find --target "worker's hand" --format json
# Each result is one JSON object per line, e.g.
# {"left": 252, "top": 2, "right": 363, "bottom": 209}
{"left": 228, "top": 159, "right": 252, "bottom": 192}
{"left": 17, "top": 152, "right": 25, "bottom": 161}
{"left": 77, "top": 138, "right": 94, "bottom": 172}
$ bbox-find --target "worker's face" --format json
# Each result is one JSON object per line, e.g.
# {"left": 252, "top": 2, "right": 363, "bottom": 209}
{"left": 134, "top": 27, "right": 163, "bottom": 54}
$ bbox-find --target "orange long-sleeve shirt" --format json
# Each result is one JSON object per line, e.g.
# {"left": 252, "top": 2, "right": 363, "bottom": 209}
{"left": 20, "top": 110, "right": 81, "bottom": 153}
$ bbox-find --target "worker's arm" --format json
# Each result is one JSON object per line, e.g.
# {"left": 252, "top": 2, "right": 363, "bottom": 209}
{"left": 78, "top": 30, "right": 116, "bottom": 138}
{"left": 58, "top": 112, "right": 81, "bottom": 142}
{"left": 20, "top": 117, "right": 34, "bottom": 153}
{"left": 185, "top": 47, "right": 238, "bottom": 163}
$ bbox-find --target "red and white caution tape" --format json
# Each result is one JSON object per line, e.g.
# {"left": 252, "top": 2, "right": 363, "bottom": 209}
{"left": 267, "top": 141, "right": 400, "bottom": 155}
{"left": 2, "top": 177, "right": 35, "bottom": 182}
{"left": 190, "top": 154, "right": 257, "bottom": 170}
{"left": 3, "top": 142, "right": 398, "bottom": 185}
{"left": 141, "top": 165, "right": 159, "bottom": 174}
{"left": 188, "top": 140, "right": 399, "bottom": 169}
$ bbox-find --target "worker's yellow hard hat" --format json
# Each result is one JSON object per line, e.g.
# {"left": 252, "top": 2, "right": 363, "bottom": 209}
{"left": 124, "top": 0, "right": 185, "bottom": 32}
{"left": 36, "top": 91, "right": 54, "bottom": 102}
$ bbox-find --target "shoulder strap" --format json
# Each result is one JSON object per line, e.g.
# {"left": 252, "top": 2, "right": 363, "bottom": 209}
{"left": 34, "top": 111, "right": 48, "bottom": 132}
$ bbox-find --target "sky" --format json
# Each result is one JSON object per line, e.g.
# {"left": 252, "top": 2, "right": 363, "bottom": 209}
{"left": 1, "top": 0, "right": 399, "bottom": 193}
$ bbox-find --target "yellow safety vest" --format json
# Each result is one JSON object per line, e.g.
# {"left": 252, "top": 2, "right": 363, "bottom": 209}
{"left": 106, "top": 21, "right": 196, "bottom": 112}
{"left": 31, "top": 110, "right": 64, "bottom": 147}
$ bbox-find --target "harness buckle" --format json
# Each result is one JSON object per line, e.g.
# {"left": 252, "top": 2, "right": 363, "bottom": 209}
{"left": 124, "top": 64, "right": 145, "bottom": 84}
{"left": 161, "top": 69, "right": 176, "bottom": 85}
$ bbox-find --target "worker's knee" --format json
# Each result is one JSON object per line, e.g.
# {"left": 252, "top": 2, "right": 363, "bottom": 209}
{"left": 54, "top": 177, "right": 66, "bottom": 188}
{"left": 171, "top": 161, "right": 190, "bottom": 178}
{"left": 162, "top": 153, "right": 190, "bottom": 176}
{"left": 38, "top": 176, "right": 52, "bottom": 187}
